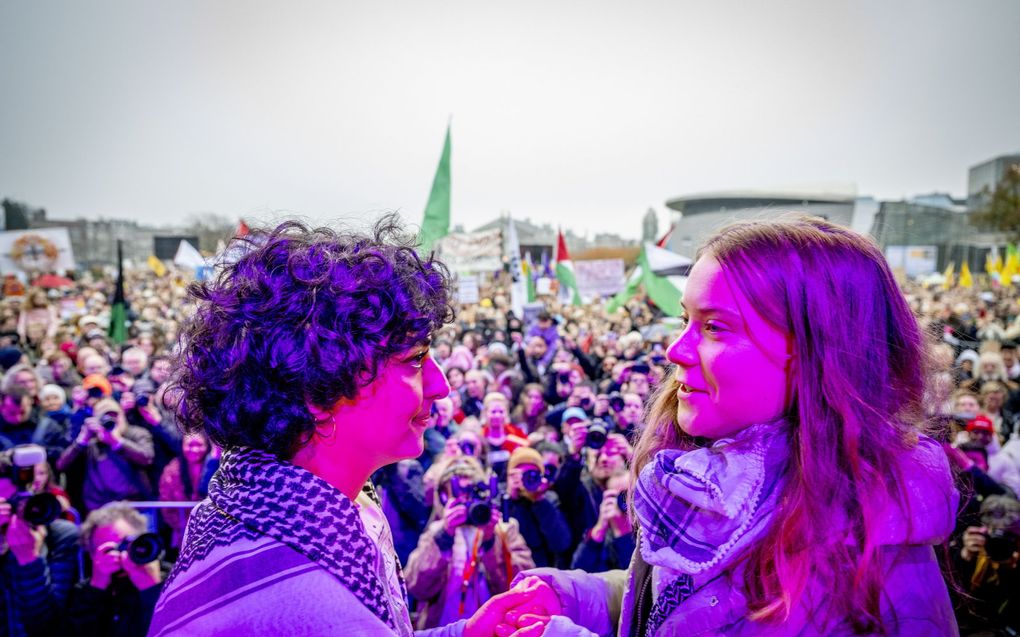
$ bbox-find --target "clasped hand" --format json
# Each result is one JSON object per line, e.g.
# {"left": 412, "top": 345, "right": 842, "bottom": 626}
{"left": 464, "top": 575, "right": 563, "bottom": 637}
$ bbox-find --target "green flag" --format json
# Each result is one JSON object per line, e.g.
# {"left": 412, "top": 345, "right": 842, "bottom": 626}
{"left": 606, "top": 267, "right": 641, "bottom": 313}
{"left": 606, "top": 244, "right": 684, "bottom": 316}
{"left": 418, "top": 125, "right": 451, "bottom": 254}
{"left": 639, "top": 246, "right": 682, "bottom": 316}
{"left": 108, "top": 240, "right": 128, "bottom": 344}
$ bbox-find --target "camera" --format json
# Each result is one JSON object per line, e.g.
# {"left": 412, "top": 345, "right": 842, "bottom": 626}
{"left": 616, "top": 492, "right": 628, "bottom": 514}
{"left": 135, "top": 394, "right": 150, "bottom": 408}
{"left": 449, "top": 475, "right": 500, "bottom": 526}
{"left": 117, "top": 532, "right": 165, "bottom": 564}
{"left": 585, "top": 418, "right": 609, "bottom": 450}
{"left": 557, "top": 371, "right": 571, "bottom": 384}
{"left": 99, "top": 412, "right": 119, "bottom": 432}
{"left": 521, "top": 467, "right": 545, "bottom": 492}
{"left": 985, "top": 529, "right": 1019, "bottom": 562}
{"left": 608, "top": 392, "right": 625, "bottom": 413}
{"left": 3, "top": 445, "right": 61, "bottom": 527}
{"left": 579, "top": 396, "right": 594, "bottom": 411}
{"left": 458, "top": 440, "right": 477, "bottom": 456}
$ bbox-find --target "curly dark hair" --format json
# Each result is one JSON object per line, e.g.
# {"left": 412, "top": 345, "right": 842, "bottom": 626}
{"left": 168, "top": 215, "right": 454, "bottom": 458}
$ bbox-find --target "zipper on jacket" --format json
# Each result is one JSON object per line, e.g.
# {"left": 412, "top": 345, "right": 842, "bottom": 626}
{"left": 633, "top": 569, "right": 653, "bottom": 637}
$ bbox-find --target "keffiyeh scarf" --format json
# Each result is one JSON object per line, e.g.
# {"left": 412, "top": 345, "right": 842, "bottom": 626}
{"left": 632, "top": 422, "right": 791, "bottom": 632}
{"left": 170, "top": 446, "right": 402, "bottom": 631}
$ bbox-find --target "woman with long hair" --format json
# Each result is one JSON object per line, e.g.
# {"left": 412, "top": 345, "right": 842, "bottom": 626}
{"left": 505, "top": 216, "right": 959, "bottom": 636}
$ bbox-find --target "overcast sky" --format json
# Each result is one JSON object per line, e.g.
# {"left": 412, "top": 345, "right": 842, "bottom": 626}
{"left": 1, "top": 1, "right": 1018, "bottom": 239}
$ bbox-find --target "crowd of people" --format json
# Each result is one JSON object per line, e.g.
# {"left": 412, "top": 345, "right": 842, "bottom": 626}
{"left": 0, "top": 232, "right": 1017, "bottom": 636}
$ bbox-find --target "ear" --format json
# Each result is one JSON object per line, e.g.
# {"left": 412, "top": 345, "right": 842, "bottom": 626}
{"left": 306, "top": 399, "right": 337, "bottom": 427}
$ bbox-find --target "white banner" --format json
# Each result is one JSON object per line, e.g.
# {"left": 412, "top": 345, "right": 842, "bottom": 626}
{"left": 0, "top": 228, "right": 76, "bottom": 274}
{"left": 456, "top": 274, "right": 480, "bottom": 304}
{"left": 885, "top": 245, "right": 937, "bottom": 277}
{"left": 574, "top": 259, "right": 626, "bottom": 297}
{"left": 435, "top": 229, "right": 503, "bottom": 273}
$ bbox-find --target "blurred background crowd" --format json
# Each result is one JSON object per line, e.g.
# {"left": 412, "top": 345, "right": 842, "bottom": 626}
{"left": 0, "top": 262, "right": 1018, "bottom": 637}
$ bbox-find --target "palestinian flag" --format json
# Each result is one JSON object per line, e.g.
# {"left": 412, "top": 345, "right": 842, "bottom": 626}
{"left": 555, "top": 229, "right": 582, "bottom": 306}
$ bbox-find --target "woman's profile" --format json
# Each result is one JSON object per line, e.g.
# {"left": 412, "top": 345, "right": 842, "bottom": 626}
{"left": 511, "top": 216, "right": 959, "bottom": 636}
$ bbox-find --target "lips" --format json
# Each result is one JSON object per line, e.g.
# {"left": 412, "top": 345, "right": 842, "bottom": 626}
{"left": 677, "top": 382, "right": 703, "bottom": 394}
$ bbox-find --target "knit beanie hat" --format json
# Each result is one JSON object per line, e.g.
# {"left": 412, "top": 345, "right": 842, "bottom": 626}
{"left": 508, "top": 446, "right": 543, "bottom": 472}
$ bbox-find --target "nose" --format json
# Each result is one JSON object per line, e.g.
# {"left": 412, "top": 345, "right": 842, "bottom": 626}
{"left": 424, "top": 357, "right": 451, "bottom": 399}
{"left": 666, "top": 332, "right": 696, "bottom": 367}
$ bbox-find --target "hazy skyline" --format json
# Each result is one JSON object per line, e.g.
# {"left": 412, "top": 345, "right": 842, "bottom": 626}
{"left": 2, "top": 1, "right": 1018, "bottom": 239}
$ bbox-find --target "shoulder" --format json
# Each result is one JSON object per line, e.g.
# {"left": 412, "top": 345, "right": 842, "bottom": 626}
{"left": 152, "top": 539, "right": 393, "bottom": 637}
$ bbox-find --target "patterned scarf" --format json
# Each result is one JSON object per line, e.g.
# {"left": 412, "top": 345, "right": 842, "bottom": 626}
{"left": 632, "top": 422, "right": 791, "bottom": 634}
{"left": 172, "top": 446, "right": 401, "bottom": 631}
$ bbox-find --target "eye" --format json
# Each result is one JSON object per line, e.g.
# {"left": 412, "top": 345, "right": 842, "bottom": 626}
{"left": 407, "top": 350, "right": 429, "bottom": 368}
{"left": 703, "top": 321, "right": 725, "bottom": 334}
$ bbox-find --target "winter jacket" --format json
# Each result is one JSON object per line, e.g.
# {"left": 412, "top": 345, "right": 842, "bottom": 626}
{"left": 404, "top": 518, "right": 534, "bottom": 629}
{"left": 55, "top": 425, "right": 154, "bottom": 512}
{"left": 66, "top": 571, "right": 165, "bottom": 637}
{"left": 515, "top": 436, "right": 960, "bottom": 636}
{"left": 0, "top": 519, "right": 79, "bottom": 637}
{"left": 504, "top": 492, "right": 572, "bottom": 568}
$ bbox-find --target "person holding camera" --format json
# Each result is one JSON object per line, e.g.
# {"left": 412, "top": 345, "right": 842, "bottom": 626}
{"left": 614, "top": 391, "right": 644, "bottom": 442}
{"left": 66, "top": 503, "right": 166, "bottom": 637}
{"left": 0, "top": 445, "right": 80, "bottom": 637}
{"left": 570, "top": 468, "right": 634, "bottom": 573}
{"left": 951, "top": 495, "right": 1020, "bottom": 634}
{"left": 503, "top": 447, "right": 571, "bottom": 568}
{"left": 55, "top": 398, "right": 154, "bottom": 513}
{"left": 122, "top": 377, "right": 183, "bottom": 489}
{"left": 405, "top": 457, "right": 534, "bottom": 630}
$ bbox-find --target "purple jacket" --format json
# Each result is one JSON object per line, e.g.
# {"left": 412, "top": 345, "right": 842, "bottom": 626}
{"left": 516, "top": 436, "right": 960, "bottom": 636}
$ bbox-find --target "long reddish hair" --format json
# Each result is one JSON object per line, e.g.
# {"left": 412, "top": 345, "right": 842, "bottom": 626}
{"left": 632, "top": 215, "right": 928, "bottom": 632}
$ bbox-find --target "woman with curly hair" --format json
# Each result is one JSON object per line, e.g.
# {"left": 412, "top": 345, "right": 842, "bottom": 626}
{"left": 505, "top": 216, "right": 960, "bottom": 636}
{"left": 148, "top": 216, "right": 548, "bottom": 637}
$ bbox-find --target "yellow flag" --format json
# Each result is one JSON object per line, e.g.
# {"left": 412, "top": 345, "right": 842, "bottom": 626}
{"left": 1003, "top": 255, "right": 1018, "bottom": 286}
{"left": 942, "top": 262, "right": 954, "bottom": 290}
{"left": 986, "top": 254, "right": 997, "bottom": 277}
{"left": 148, "top": 255, "right": 167, "bottom": 277}
{"left": 959, "top": 261, "right": 973, "bottom": 288}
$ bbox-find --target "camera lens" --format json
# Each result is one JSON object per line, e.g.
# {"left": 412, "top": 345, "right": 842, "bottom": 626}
{"left": 100, "top": 413, "right": 119, "bottom": 431}
{"left": 608, "top": 393, "right": 624, "bottom": 412}
{"left": 558, "top": 372, "right": 570, "bottom": 383}
{"left": 580, "top": 396, "right": 593, "bottom": 410}
{"left": 136, "top": 394, "right": 150, "bottom": 408}
{"left": 985, "top": 530, "right": 1019, "bottom": 562}
{"left": 459, "top": 441, "right": 476, "bottom": 456}
{"left": 11, "top": 492, "right": 61, "bottom": 526}
{"left": 466, "top": 501, "right": 492, "bottom": 526}
{"left": 521, "top": 468, "right": 543, "bottom": 492}
{"left": 586, "top": 421, "right": 608, "bottom": 450}
{"left": 118, "top": 533, "right": 165, "bottom": 565}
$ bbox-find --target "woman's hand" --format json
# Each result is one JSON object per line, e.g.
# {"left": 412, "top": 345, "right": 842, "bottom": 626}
{"left": 465, "top": 576, "right": 562, "bottom": 637}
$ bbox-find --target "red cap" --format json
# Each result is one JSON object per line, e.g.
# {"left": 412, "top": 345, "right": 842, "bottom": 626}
{"left": 966, "top": 414, "right": 995, "bottom": 434}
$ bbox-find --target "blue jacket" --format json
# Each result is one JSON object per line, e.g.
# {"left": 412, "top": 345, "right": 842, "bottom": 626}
{"left": 0, "top": 519, "right": 80, "bottom": 637}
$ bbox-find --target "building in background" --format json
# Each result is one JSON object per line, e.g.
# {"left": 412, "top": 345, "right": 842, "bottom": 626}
{"left": 968, "top": 153, "right": 1020, "bottom": 212}
{"left": 664, "top": 187, "right": 860, "bottom": 258}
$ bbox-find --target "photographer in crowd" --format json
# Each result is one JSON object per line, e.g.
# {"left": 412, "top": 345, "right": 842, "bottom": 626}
{"left": 0, "top": 445, "right": 79, "bottom": 637}
{"left": 66, "top": 503, "right": 166, "bottom": 637}
{"left": 55, "top": 399, "right": 154, "bottom": 513}
{"left": 404, "top": 457, "right": 533, "bottom": 629}
{"left": 503, "top": 447, "right": 570, "bottom": 568}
